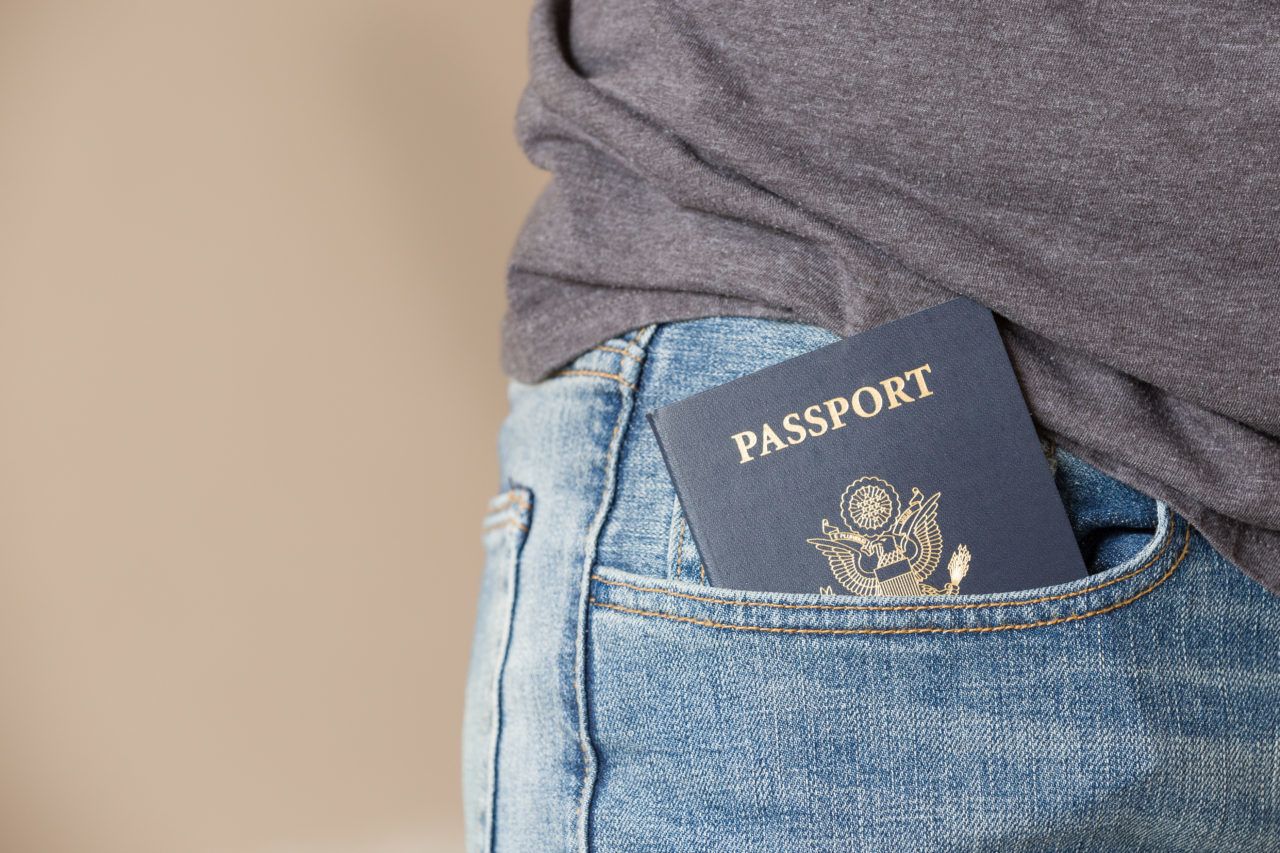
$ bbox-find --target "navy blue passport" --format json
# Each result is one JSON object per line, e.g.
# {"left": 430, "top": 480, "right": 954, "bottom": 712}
{"left": 647, "top": 299, "right": 1086, "bottom": 596}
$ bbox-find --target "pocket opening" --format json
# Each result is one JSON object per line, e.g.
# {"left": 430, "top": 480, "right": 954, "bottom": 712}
{"left": 589, "top": 504, "right": 1190, "bottom": 635}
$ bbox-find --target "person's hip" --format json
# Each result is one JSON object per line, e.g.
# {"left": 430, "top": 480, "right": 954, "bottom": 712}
{"left": 464, "top": 317, "right": 1280, "bottom": 853}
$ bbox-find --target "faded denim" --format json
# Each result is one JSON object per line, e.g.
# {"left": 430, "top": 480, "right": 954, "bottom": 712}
{"left": 464, "top": 318, "right": 1280, "bottom": 852}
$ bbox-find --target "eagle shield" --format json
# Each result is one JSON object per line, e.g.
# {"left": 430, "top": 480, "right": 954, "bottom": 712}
{"left": 807, "top": 476, "right": 971, "bottom": 596}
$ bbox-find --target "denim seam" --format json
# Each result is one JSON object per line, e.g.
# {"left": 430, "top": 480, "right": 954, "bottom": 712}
{"left": 588, "top": 525, "right": 1191, "bottom": 635}
{"left": 555, "top": 369, "right": 639, "bottom": 392}
{"left": 487, "top": 490, "right": 531, "bottom": 513}
{"left": 592, "top": 344, "right": 645, "bottom": 363}
{"left": 674, "top": 516, "right": 688, "bottom": 578}
{"left": 664, "top": 495, "right": 683, "bottom": 580}
{"left": 481, "top": 487, "right": 531, "bottom": 853}
{"left": 482, "top": 519, "right": 529, "bottom": 534}
{"left": 591, "top": 517, "right": 1178, "bottom": 613}
{"left": 572, "top": 326, "right": 657, "bottom": 853}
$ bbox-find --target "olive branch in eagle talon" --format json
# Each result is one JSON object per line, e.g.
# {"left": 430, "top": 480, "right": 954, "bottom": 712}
{"left": 807, "top": 476, "right": 972, "bottom": 596}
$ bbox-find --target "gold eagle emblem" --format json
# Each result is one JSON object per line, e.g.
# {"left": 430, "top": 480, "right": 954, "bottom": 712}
{"left": 807, "top": 476, "right": 972, "bottom": 596}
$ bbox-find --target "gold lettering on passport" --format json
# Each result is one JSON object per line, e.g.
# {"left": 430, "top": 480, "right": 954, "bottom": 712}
{"left": 730, "top": 363, "right": 933, "bottom": 464}
{"left": 806, "top": 475, "right": 972, "bottom": 596}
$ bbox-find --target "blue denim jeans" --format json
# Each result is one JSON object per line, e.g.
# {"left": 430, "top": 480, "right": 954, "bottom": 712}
{"left": 463, "top": 318, "right": 1280, "bottom": 852}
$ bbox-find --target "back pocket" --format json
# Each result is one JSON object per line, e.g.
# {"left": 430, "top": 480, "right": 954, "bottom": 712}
{"left": 583, "top": 508, "right": 1194, "bottom": 852}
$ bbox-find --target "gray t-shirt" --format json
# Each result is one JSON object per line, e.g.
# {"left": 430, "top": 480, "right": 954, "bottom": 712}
{"left": 502, "top": 0, "right": 1280, "bottom": 593}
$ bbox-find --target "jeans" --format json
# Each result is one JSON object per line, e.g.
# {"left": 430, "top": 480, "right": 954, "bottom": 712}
{"left": 463, "top": 318, "right": 1280, "bottom": 852}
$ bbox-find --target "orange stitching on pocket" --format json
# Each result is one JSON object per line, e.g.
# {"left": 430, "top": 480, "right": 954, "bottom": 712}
{"left": 556, "top": 369, "right": 638, "bottom": 392}
{"left": 590, "top": 527, "right": 1190, "bottom": 635}
{"left": 592, "top": 522, "right": 1178, "bottom": 613}
{"left": 489, "top": 491, "right": 531, "bottom": 512}
{"left": 483, "top": 519, "right": 528, "bottom": 533}
{"left": 593, "top": 344, "right": 644, "bottom": 364}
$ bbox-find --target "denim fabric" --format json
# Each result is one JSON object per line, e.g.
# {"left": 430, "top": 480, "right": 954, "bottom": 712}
{"left": 463, "top": 318, "right": 1280, "bottom": 853}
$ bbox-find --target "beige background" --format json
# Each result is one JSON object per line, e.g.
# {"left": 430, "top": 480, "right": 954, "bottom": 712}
{"left": 0, "top": 2, "right": 543, "bottom": 851}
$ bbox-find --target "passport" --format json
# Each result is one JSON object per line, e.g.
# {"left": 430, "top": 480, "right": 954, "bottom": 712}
{"left": 647, "top": 299, "right": 1087, "bottom": 596}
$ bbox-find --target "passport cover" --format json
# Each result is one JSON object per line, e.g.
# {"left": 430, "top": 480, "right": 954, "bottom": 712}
{"left": 647, "top": 299, "right": 1087, "bottom": 596}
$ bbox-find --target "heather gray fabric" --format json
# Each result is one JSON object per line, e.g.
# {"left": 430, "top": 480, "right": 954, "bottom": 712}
{"left": 502, "top": 0, "right": 1280, "bottom": 593}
